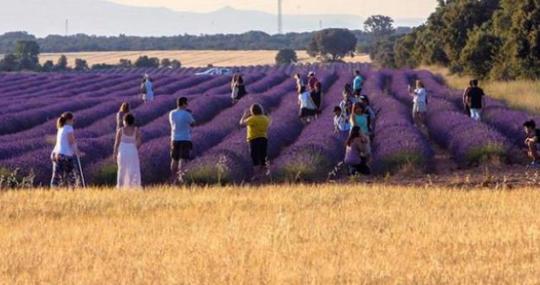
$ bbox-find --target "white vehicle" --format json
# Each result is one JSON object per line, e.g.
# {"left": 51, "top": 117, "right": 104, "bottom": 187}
{"left": 195, "top": 68, "right": 233, "bottom": 76}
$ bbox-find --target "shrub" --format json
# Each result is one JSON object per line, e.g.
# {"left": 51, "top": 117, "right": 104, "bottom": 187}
{"left": 275, "top": 49, "right": 297, "bottom": 65}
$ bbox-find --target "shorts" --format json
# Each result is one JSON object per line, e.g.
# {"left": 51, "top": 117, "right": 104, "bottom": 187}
{"left": 299, "top": 108, "right": 317, "bottom": 118}
{"left": 171, "top": 141, "right": 193, "bottom": 161}
{"left": 249, "top": 137, "right": 268, "bottom": 166}
{"left": 413, "top": 102, "right": 427, "bottom": 114}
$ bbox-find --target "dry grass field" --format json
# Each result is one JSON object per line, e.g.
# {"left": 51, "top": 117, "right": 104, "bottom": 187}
{"left": 424, "top": 65, "right": 540, "bottom": 114}
{"left": 40, "top": 50, "right": 371, "bottom": 68}
{"left": 1, "top": 184, "right": 540, "bottom": 284}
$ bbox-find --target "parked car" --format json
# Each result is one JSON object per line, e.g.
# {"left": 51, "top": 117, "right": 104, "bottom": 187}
{"left": 195, "top": 68, "right": 233, "bottom": 76}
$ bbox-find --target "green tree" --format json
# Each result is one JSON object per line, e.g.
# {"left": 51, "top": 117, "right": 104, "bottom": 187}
{"left": 134, "top": 56, "right": 160, "bottom": 68}
{"left": 460, "top": 26, "right": 501, "bottom": 78}
{"left": 370, "top": 37, "right": 398, "bottom": 68}
{"left": 41, "top": 60, "right": 54, "bottom": 72}
{"left": 0, "top": 54, "right": 18, "bottom": 72}
{"left": 54, "top": 55, "right": 69, "bottom": 71}
{"left": 74, "top": 58, "right": 89, "bottom": 71}
{"left": 14, "top": 40, "right": 40, "bottom": 70}
{"left": 170, "top": 59, "right": 182, "bottom": 69}
{"left": 307, "top": 29, "right": 357, "bottom": 61}
{"left": 275, "top": 49, "right": 298, "bottom": 64}
{"left": 364, "top": 15, "right": 395, "bottom": 39}
{"left": 160, "top": 58, "right": 172, "bottom": 67}
{"left": 118, "top": 59, "right": 133, "bottom": 68}
{"left": 393, "top": 32, "right": 419, "bottom": 67}
{"left": 491, "top": 0, "right": 540, "bottom": 79}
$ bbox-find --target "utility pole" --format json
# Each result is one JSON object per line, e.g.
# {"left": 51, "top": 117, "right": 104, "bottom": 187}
{"left": 277, "top": 0, "right": 283, "bottom": 34}
{"left": 65, "top": 19, "right": 69, "bottom": 36}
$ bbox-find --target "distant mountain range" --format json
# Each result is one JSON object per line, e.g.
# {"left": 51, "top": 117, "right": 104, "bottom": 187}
{"left": 1, "top": 0, "right": 425, "bottom": 36}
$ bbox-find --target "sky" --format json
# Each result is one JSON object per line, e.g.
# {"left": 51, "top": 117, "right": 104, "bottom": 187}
{"left": 109, "top": 0, "right": 438, "bottom": 18}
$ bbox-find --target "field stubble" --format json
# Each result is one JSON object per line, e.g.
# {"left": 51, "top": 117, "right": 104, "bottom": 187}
{"left": 1, "top": 184, "right": 540, "bottom": 284}
{"left": 40, "top": 50, "right": 371, "bottom": 68}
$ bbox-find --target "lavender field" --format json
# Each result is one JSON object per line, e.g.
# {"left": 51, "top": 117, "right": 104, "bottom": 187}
{"left": 0, "top": 63, "right": 534, "bottom": 186}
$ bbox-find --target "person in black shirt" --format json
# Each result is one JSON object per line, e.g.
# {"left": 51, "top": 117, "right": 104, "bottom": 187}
{"left": 524, "top": 120, "right": 540, "bottom": 168}
{"left": 464, "top": 79, "right": 485, "bottom": 121}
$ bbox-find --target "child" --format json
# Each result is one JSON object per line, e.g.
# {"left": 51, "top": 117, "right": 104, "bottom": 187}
{"left": 333, "top": 106, "right": 351, "bottom": 140}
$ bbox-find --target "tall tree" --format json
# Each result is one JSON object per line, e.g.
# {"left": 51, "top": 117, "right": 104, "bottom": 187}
{"left": 0, "top": 54, "right": 18, "bottom": 72}
{"left": 364, "top": 15, "right": 395, "bottom": 39}
{"left": 14, "top": 40, "right": 40, "bottom": 70}
{"left": 54, "top": 55, "right": 69, "bottom": 71}
{"left": 307, "top": 29, "right": 357, "bottom": 61}
{"left": 74, "top": 58, "right": 89, "bottom": 71}
{"left": 275, "top": 49, "right": 298, "bottom": 64}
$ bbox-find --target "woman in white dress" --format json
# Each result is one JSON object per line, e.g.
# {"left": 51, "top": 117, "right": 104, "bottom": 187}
{"left": 113, "top": 113, "right": 142, "bottom": 189}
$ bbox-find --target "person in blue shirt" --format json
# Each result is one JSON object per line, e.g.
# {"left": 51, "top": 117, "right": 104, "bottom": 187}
{"left": 169, "top": 97, "right": 196, "bottom": 182}
{"left": 352, "top": 70, "right": 364, "bottom": 96}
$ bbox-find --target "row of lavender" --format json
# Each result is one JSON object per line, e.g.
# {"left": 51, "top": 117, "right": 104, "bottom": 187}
{"left": 415, "top": 70, "right": 540, "bottom": 148}
{"left": 0, "top": 62, "right": 438, "bottom": 186}
{"left": 0, "top": 71, "right": 286, "bottom": 184}
{"left": 368, "top": 71, "right": 434, "bottom": 173}
{"left": 391, "top": 70, "right": 513, "bottom": 165}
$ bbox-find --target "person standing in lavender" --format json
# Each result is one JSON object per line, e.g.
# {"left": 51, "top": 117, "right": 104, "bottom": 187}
{"left": 464, "top": 79, "right": 485, "bottom": 121}
{"left": 240, "top": 104, "right": 271, "bottom": 181}
{"left": 113, "top": 113, "right": 142, "bottom": 189}
{"left": 50, "top": 112, "right": 82, "bottom": 188}
{"left": 169, "top": 97, "right": 196, "bottom": 183}
{"left": 408, "top": 80, "right": 428, "bottom": 128}
{"left": 352, "top": 70, "right": 364, "bottom": 96}
{"left": 141, "top": 74, "right": 154, "bottom": 103}
{"left": 116, "top": 102, "right": 130, "bottom": 130}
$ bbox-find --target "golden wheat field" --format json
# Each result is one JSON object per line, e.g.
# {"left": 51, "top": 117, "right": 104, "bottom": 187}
{"left": 40, "top": 50, "right": 371, "bottom": 68}
{"left": 424, "top": 65, "right": 540, "bottom": 114}
{"left": 1, "top": 184, "right": 540, "bottom": 284}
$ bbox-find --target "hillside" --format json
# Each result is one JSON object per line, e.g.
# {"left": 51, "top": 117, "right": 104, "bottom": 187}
{"left": 0, "top": 0, "right": 423, "bottom": 36}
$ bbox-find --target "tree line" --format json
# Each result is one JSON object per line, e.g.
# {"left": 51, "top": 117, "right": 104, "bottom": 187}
{"left": 370, "top": 0, "right": 540, "bottom": 80}
{"left": 0, "top": 30, "right": 376, "bottom": 54}
{"left": 0, "top": 18, "right": 412, "bottom": 71}
{"left": 0, "top": 41, "right": 182, "bottom": 72}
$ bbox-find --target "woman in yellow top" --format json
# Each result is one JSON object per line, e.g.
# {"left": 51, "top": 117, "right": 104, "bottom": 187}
{"left": 240, "top": 104, "right": 270, "bottom": 180}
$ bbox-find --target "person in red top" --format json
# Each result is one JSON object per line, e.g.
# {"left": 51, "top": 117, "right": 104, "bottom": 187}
{"left": 307, "top": 71, "right": 318, "bottom": 92}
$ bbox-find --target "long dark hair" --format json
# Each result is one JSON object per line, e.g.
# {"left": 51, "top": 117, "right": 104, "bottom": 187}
{"left": 57, "top": 112, "right": 74, "bottom": 129}
{"left": 124, "top": 113, "right": 135, "bottom": 126}
{"left": 347, "top": 126, "right": 360, "bottom": 147}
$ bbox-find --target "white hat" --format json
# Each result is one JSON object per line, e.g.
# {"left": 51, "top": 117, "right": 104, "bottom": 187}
{"left": 308, "top": 71, "right": 315, "bottom": 76}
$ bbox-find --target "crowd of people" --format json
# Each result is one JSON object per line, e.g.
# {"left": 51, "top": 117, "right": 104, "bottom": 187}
{"left": 48, "top": 72, "right": 540, "bottom": 188}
